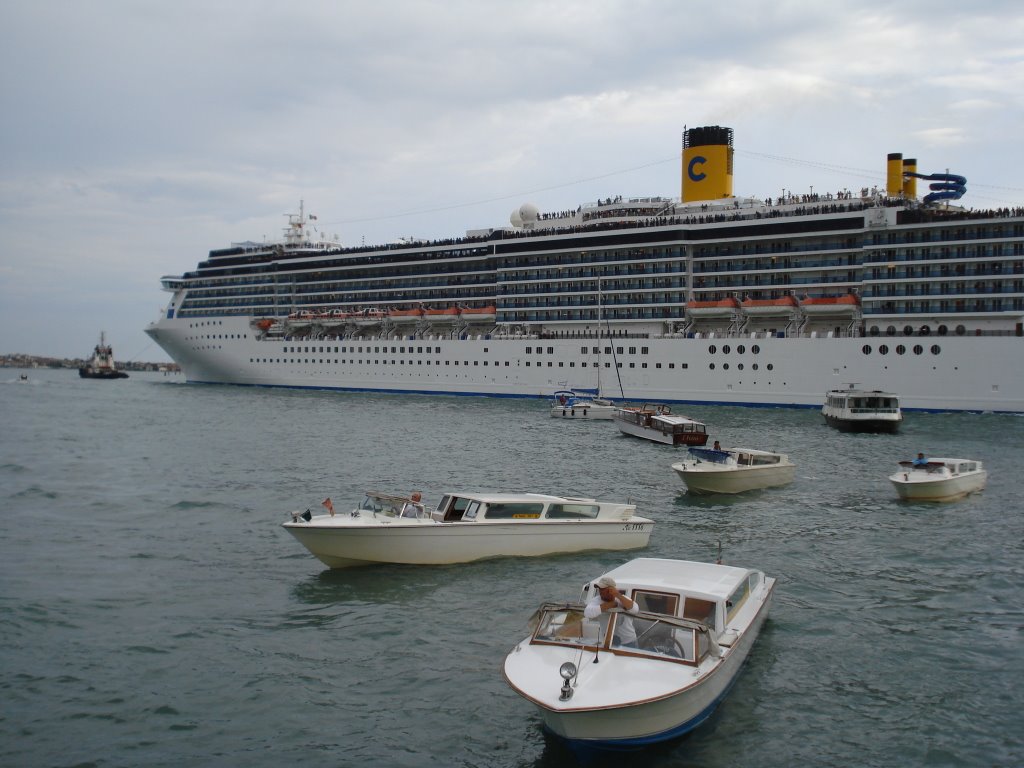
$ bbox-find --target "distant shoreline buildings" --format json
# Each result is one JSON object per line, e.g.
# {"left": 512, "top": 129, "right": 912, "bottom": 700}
{"left": 1, "top": 354, "right": 179, "bottom": 373}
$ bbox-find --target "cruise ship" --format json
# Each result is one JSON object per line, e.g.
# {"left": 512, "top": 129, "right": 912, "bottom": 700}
{"left": 145, "top": 126, "right": 1024, "bottom": 413}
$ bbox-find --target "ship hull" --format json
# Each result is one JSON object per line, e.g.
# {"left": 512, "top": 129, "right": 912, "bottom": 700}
{"left": 146, "top": 317, "right": 1024, "bottom": 412}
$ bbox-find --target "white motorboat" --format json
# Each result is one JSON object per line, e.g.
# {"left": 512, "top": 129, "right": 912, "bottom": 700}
{"left": 282, "top": 491, "right": 653, "bottom": 568}
{"left": 671, "top": 447, "right": 796, "bottom": 494}
{"left": 503, "top": 557, "right": 776, "bottom": 747}
{"left": 614, "top": 404, "right": 709, "bottom": 446}
{"left": 550, "top": 390, "right": 617, "bottom": 419}
{"left": 889, "top": 457, "right": 987, "bottom": 501}
{"left": 822, "top": 387, "right": 902, "bottom": 433}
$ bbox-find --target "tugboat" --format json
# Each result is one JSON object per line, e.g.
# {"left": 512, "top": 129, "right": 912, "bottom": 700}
{"left": 79, "top": 332, "right": 129, "bottom": 379}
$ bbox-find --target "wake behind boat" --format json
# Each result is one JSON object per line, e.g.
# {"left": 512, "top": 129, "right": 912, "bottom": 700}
{"left": 502, "top": 557, "right": 776, "bottom": 747}
{"left": 671, "top": 446, "right": 796, "bottom": 494}
{"left": 889, "top": 457, "right": 987, "bottom": 501}
{"left": 282, "top": 490, "right": 653, "bottom": 568}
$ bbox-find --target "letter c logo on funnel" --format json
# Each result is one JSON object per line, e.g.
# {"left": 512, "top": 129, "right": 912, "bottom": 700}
{"left": 688, "top": 155, "right": 707, "bottom": 182}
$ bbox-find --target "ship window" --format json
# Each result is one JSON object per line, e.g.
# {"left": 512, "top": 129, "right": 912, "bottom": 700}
{"left": 616, "top": 347, "right": 624, "bottom": 355}
{"left": 547, "top": 347, "right": 554, "bottom": 354}
{"left": 723, "top": 345, "right": 731, "bottom": 354}
{"left": 681, "top": 363, "right": 688, "bottom": 369}
{"left": 669, "top": 363, "right": 675, "bottom": 369}
{"left": 709, "top": 345, "right": 717, "bottom": 354}
{"left": 641, "top": 347, "right": 649, "bottom": 354}
{"left": 486, "top": 502, "right": 543, "bottom": 519}
{"left": 752, "top": 363, "right": 758, "bottom": 370}
{"left": 526, "top": 347, "right": 532, "bottom": 353}
{"left": 879, "top": 345, "right": 889, "bottom": 355}
{"left": 548, "top": 362, "right": 553, "bottom": 367}
{"left": 605, "top": 347, "right": 612, "bottom": 355}
{"left": 903, "top": 325, "right": 914, "bottom": 336}
{"left": 931, "top": 345, "right": 941, "bottom": 355}
{"left": 886, "top": 326, "right": 896, "bottom": 336}
{"left": 655, "top": 363, "right": 661, "bottom": 369}
{"left": 582, "top": 362, "right": 588, "bottom": 368}
{"left": 738, "top": 363, "right": 744, "bottom": 370}
{"left": 710, "top": 363, "right": 716, "bottom": 370}
{"left": 955, "top": 325, "right": 966, "bottom": 336}
{"left": 862, "top": 345, "right": 871, "bottom": 355}
{"left": 913, "top": 345, "right": 923, "bottom": 355}
{"left": 896, "top": 345, "right": 906, "bottom": 355}
{"left": 546, "top": 503, "right": 599, "bottom": 519}
{"left": 737, "top": 345, "right": 745, "bottom": 354}
{"left": 767, "top": 364, "right": 774, "bottom": 370}
{"left": 723, "top": 363, "right": 729, "bottom": 370}
{"left": 752, "top": 345, "right": 759, "bottom": 354}
{"left": 581, "top": 346, "right": 588, "bottom": 354}
{"left": 629, "top": 347, "right": 637, "bottom": 355}
{"left": 630, "top": 363, "right": 636, "bottom": 368}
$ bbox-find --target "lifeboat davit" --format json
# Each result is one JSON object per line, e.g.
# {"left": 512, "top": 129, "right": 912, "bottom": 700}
{"left": 740, "top": 296, "right": 799, "bottom": 316}
{"left": 685, "top": 298, "right": 741, "bottom": 317}
{"left": 799, "top": 294, "right": 861, "bottom": 315}
{"left": 460, "top": 305, "right": 497, "bottom": 322}
{"left": 353, "top": 308, "right": 386, "bottom": 326}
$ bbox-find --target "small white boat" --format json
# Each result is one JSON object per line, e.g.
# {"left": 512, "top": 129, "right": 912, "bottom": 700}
{"left": 614, "top": 404, "right": 709, "bottom": 446}
{"left": 889, "top": 457, "right": 987, "bottom": 501}
{"left": 503, "top": 557, "right": 776, "bottom": 747}
{"left": 671, "top": 447, "right": 796, "bottom": 494}
{"left": 822, "top": 387, "right": 902, "bottom": 433}
{"left": 282, "top": 490, "right": 653, "bottom": 568}
{"left": 550, "top": 390, "right": 617, "bottom": 419}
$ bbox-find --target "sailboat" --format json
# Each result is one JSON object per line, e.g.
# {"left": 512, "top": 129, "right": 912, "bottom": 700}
{"left": 550, "top": 281, "right": 622, "bottom": 419}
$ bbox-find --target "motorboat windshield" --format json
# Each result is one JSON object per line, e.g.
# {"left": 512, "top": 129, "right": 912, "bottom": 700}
{"left": 529, "top": 603, "right": 714, "bottom": 664}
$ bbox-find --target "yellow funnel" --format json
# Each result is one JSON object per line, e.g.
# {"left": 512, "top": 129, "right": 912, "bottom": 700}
{"left": 682, "top": 126, "right": 734, "bottom": 202}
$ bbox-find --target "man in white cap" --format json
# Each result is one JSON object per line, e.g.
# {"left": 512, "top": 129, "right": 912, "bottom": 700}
{"left": 583, "top": 575, "right": 639, "bottom": 647}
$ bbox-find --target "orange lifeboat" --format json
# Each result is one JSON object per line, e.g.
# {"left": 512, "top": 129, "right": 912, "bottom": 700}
{"left": 460, "top": 305, "right": 497, "bottom": 322}
{"left": 799, "top": 294, "right": 861, "bottom": 315}
{"left": 740, "top": 296, "right": 799, "bottom": 316}
{"left": 685, "top": 298, "right": 741, "bottom": 317}
{"left": 255, "top": 318, "right": 274, "bottom": 331}
{"left": 388, "top": 307, "right": 424, "bottom": 322}
{"left": 423, "top": 307, "right": 460, "bottom": 320}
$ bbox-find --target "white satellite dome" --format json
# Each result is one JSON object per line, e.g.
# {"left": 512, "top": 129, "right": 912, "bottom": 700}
{"left": 518, "top": 202, "right": 540, "bottom": 222}
{"left": 509, "top": 208, "right": 523, "bottom": 227}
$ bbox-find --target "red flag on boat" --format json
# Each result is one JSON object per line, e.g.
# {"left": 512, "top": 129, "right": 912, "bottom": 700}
{"left": 321, "top": 497, "right": 334, "bottom": 516}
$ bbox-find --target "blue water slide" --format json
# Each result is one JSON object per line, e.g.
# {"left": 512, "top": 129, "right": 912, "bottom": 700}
{"left": 905, "top": 171, "right": 967, "bottom": 204}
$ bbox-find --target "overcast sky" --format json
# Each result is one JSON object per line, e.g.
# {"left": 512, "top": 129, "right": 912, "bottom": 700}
{"left": 2, "top": 0, "right": 1022, "bottom": 362}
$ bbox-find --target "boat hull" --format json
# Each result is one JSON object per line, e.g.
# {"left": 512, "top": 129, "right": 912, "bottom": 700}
{"left": 144, "top": 316, "right": 1024, "bottom": 413}
{"left": 550, "top": 403, "right": 616, "bottom": 419}
{"left": 79, "top": 369, "right": 129, "bottom": 379}
{"left": 615, "top": 419, "right": 708, "bottom": 446}
{"left": 823, "top": 414, "right": 901, "bottom": 433}
{"left": 889, "top": 470, "right": 987, "bottom": 501}
{"left": 282, "top": 520, "right": 654, "bottom": 568}
{"left": 673, "top": 464, "right": 795, "bottom": 494}
{"left": 508, "top": 581, "right": 775, "bottom": 746}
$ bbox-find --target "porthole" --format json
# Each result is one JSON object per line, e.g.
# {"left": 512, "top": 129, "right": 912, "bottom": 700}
{"left": 896, "top": 345, "right": 906, "bottom": 355}
{"left": 752, "top": 363, "right": 759, "bottom": 370}
{"left": 931, "top": 345, "right": 941, "bottom": 355}
{"left": 710, "top": 363, "right": 716, "bottom": 370}
{"left": 752, "top": 345, "right": 760, "bottom": 354}
{"left": 766, "top": 363, "right": 774, "bottom": 371}
{"left": 862, "top": 345, "right": 872, "bottom": 355}
{"left": 913, "top": 345, "right": 923, "bottom": 355}
{"left": 886, "top": 326, "right": 896, "bottom": 336}
{"left": 738, "top": 363, "right": 744, "bottom": 370}
{"left": 737, "top": 345, "right": 745, "bottom": 354}
{"left": 870, "top": 326, "right": 880, "bottom": 336}
{"left": 722, "top": 345, "right": 731, "bottom": 354}
{"left": 879, "top": 345, "right": 889, "bottom": 355}
{"left": 709, "top": 345, "right": 717, "bottom": 354}
{"left": 919, "top": 325, "right": 930, "bottom": 336}
{"left": 903, "top": 325, "right": 914, "bottom": 336}
{"left": 938, "top": 325, "right": 948, "bottom": 336}
{"left": 955, "top": 325, "right": 966, "bottom": 336}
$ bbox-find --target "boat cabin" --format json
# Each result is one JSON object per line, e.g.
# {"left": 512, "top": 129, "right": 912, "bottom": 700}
{"left": 430, "top": 492, "right": 633, "bottom": 523}
{"left": 527, "top": 559, "right": 766, "bottom": 667}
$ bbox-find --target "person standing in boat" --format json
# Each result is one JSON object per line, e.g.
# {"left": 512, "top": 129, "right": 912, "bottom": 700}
{"left": 584, "top": 576, "right": 639, "bottom": 648}
{"left": 912, "top": 452, "right": 929, "bottom": 466}
{"left": 713, "top": 440, "right": 722, "bottom": 450}
{"left": 402, "top": 491, "right": 425, "bottom": 518}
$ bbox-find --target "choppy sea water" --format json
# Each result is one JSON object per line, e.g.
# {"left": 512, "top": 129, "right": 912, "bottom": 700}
{"left": 1, "top": 369, "right": 1022, "bottom": 768}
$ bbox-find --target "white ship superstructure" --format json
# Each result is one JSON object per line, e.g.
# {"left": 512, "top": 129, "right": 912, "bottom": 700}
{"left": 146, "top": 128, "right": 1024, "bottom": 413}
